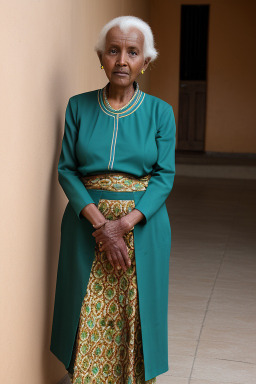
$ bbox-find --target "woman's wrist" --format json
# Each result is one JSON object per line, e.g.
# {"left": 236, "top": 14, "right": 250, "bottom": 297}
{"left": 120, "top": 216, "right": 134, "bottom": 234}
{"left": 80, "top": 203, "right": 108, "bottom": 228}
{"left": 121, "top": 209, "right": 145, "bottom": 232}
{"left": 92, "top": 219, "right": 108, "bottom": 229}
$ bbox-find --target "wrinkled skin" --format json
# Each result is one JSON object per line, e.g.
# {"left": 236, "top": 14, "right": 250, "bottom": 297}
{"left": 92, "top": 216, "right": 131, "bottom": 272}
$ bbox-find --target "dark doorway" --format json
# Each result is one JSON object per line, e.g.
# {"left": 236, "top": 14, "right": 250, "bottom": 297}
{"left": 178, "top": 5, "right": 210, "bottom": 151}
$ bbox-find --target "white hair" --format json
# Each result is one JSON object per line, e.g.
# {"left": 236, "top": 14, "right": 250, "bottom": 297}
{"left": 94, "top": 16, "right": 158, "bottom": 62}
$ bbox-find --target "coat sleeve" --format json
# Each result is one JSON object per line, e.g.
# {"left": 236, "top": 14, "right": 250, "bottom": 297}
{"left": 58, "top": 97, "right": 96, "bottom": 219}
{"left": 135, "top": 104, "right": 176, "bottom": 224}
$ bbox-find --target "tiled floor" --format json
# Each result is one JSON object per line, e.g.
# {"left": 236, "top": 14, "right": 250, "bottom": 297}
{"left": 158, "top": 176, "right": 256, "bottom": 384}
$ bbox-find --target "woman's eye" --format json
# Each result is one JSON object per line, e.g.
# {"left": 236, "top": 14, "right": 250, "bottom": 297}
{"left": 130, "top": 51, "right": 137, "bottom": 56}
{"left": 110, "top": 48, "right": 117, "bottom": 54}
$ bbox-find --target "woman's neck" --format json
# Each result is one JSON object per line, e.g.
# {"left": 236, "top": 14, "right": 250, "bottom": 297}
{"left": 107, "top": 82, "right": 135, "bottom": 109}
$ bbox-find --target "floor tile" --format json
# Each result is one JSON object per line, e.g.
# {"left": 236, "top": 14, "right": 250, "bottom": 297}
{"left": 199, "top": 313, "right": 256, "bottom": 344}
{"left": 196, "top": 338, "right": 256, "bottom": 364}
{"left": 191, "top": 356, "right": 256, "bottom": 383}
{"left": 190, "top": 379, "right": 241, "bottom": 384}
{"left": 208, "top": 289, "right": 256, "bottom": 314}
{"left": 167, "top": 354, "right": 194, "bottom": 377}
{"left": 168, "top": 337, "right": 198, "bottom": 356}
{"left": 157, "top": 375, "right": 188, "bottom": 384}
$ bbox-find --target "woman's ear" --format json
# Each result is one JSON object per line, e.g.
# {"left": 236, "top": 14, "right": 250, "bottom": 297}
{"left": 143, "top": 57, "right": 151, "bottom": 71}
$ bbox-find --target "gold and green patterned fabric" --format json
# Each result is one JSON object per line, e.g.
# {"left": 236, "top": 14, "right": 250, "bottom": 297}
{"left": 68, "top": 174, "right": 156, "bottom": 384}
{"left": 80, "top": 172, "right": 151, "bottom": 192}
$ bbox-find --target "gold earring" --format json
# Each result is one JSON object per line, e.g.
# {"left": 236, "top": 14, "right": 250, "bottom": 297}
{"left": 100, "top": 65, "right": 104, "bottom": 69}
{"left": 141, "top": 69, "right": 144, "bottom": 74}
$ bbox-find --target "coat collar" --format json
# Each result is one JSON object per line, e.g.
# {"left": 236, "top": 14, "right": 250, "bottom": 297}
{"left": 98, "top": 81, "right": 145, "bottom": 117}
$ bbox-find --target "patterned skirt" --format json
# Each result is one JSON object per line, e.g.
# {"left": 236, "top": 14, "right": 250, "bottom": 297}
{"left": 68, "top": 172, "right": 156, "bottom": 384}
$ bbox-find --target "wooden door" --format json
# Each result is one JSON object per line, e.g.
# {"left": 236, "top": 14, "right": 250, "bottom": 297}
{"left": 177, "top": 5, "right": 210, "bottom": 151}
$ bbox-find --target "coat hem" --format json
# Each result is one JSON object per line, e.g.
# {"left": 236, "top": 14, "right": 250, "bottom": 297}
{"left": 145, "top": 364, "right": 169, "bottom": 381}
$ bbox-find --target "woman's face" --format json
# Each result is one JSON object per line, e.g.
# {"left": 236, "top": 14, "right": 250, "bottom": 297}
{"left": 98, "top": 26, "right": 150, "bottom": 88}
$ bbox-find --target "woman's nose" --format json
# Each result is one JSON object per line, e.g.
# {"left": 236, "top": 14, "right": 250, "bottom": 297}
{"left": 116, "top": 51, "right": 127, "bottom": 66}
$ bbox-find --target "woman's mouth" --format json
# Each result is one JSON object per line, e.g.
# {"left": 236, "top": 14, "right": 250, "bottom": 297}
{"left": 113, "top": 71, "right": 129, "bottom": 76}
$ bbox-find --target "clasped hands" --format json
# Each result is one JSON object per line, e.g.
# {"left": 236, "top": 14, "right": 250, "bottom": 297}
{"left": 92, "top": 216, "right": 132, "bottom": 272}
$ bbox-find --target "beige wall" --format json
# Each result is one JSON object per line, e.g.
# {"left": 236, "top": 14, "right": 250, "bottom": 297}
{"left": 0, "top": 2, "right": 149, "bottom": 384}
{"left": 150, "top": 0, "right": 256, "bottom": 153}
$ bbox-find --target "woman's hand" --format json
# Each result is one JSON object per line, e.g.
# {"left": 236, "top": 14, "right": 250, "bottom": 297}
{"left": 92, "top": 217, "right": 132, "bottom": 271}
{"left": 105, "top": 237, "right": 131, "bottom": 272}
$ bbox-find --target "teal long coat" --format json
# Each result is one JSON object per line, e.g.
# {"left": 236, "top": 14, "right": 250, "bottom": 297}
{"left": 50, "top": 83, "right": 176, "bottom": 381}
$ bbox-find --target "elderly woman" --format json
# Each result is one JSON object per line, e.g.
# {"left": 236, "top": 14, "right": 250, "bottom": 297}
{"left": 50, "top": 15, "right": 176, "bottom": 384}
